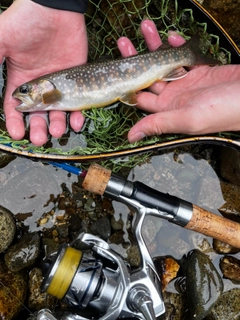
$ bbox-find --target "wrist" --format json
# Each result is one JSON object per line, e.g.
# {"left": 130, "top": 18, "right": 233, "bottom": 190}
{"left": 31, "top": 0, "right": 88, "bottom": 13}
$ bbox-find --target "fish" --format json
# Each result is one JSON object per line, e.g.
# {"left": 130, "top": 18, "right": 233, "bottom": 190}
{"left": 13, "top": 36, "right": 219, "bottom": 112}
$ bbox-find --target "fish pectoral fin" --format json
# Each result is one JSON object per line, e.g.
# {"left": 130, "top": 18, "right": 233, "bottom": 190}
{"left": 42, "top": 89, "right": 62, "bottom": 104}
{"left": 119, "top": 92, "right": 138, "bottom": 106}
{"left": 162, "top": 67, "right": 188, "bottom": 81}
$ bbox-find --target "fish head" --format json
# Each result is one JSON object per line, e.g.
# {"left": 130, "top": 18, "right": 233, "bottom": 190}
{"left": 13, "top": 79, "right": 62, "bottom": 112}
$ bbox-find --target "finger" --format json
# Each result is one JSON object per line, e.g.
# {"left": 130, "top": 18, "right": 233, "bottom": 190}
{"left": 117, "top": 37, "right": 138, "bottom": 57}
{"left": 136, "top": 91, "right": 174, "bottom": 113}
{"left": 5, "top": 112, "right": 25, "bottom": 140}
{"left": 141, "top": 20, "right": 162, "bottom": 51}
{"left": 167, "top": 31, "right": 186, "bottom": 47}
{"left": 128, "top": 109, "right": 194, "bottom": 143}
{"left": 148, "top": 81, "right": 168, "bottom": 95}
{"left": 49, "top": 111, "right": 66, "bottom": 138}
{"left": 4, "top": 85, "right": 26, "bottom": 140}
{"left": 29, "top": 112, "right": 49, "bottom": 146}
{"left": 69, "top": 111, "right": 85, "bottom": 132}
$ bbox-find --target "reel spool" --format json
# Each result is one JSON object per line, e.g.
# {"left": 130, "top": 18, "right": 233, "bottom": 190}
{"left": 42, "top": 243, "right": 120, "bottom": 315}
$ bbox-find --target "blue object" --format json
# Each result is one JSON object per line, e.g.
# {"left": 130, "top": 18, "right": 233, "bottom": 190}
{"left": 49, "top": 161, "right": 87, "bottom": 177}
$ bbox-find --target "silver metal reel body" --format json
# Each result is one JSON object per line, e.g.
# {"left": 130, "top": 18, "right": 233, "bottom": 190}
{"left": 37, "top": 198, "right": 165, "bottom": 320}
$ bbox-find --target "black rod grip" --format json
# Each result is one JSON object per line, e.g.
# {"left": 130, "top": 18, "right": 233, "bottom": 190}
{"left": 130, "top": 181, "right": 181, "bottom": 217}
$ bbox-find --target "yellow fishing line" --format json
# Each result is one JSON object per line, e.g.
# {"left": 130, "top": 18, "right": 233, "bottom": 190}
{"left": 47, "top": 247, "right": 82, "bottom": 299}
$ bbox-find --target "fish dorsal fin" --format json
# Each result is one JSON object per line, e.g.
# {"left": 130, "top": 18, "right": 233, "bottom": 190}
{"left": 162, "top": 67, "right": 188, "bottom": 81}
{"left": 42, "top": 89, "right": 62, "bottom": 104}
{"left": 120, "top": 91, "right": 138, "bottom": 106}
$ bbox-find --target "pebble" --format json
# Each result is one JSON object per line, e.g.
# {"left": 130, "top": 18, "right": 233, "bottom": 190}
{"left": 126, "top": 244, "right": 141, "bottom": 267}
{"left": 220, "top": 256, "right": 240, "bottom": 282}
{"left": 0, "top": 260, "right": 27, "bottom": 320}
{"left": 154, "top": 256, "right": 180, "bottom": 291}
{"left": 4, "top": 233, "right": 40, "bottom": 272}
{"left": 206, "top": 288, "right": 240, "bottom": 319}
{"left": 111, "top": 214, "right": 124, "bottom": 231}
{"left": 28, "top": 268, "right": 56, "bottom": 311}
{"left": 213, "top": 239, "right": 239, "bottom": 254}
{"left": 162, "top": 291, "right": 186, "bottom": 320}
{"left": 0, "top": 205, "right": 16, "bottom": 253}
{"left": 90, "top": 217, "right": 111, "bottom": 241}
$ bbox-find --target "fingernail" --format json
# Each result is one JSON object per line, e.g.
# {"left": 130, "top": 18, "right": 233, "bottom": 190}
{"left": 129, "top": 131, "right": 146, "bottom": 143}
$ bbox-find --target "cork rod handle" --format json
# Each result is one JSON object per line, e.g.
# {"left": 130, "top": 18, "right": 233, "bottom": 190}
{"left": 185, "top": 205, "right": 240, "bottom": 248}
{"left": 83, "top": 164, "right": 240, "bottom": 248}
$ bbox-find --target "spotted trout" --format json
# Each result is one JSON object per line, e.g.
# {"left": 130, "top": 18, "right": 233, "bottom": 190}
{"left": 13, "top": 36, "right": 218, "bottom": 112}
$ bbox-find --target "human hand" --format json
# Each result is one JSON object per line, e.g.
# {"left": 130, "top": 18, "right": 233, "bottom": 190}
{"left": 118, "top": 20, "right": 240, "bottom": 143}
{"left": 0, "top": 0, "right": 87, "bottom": 146}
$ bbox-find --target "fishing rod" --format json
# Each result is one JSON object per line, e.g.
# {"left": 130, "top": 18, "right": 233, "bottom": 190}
{"left": 48, "top": 161, "right": 87, "bottom": 177}
{"left": 36, "top": 161, "right": 240, "bottom": 320}
{"left": 49, "top": 161, "right": 240, "bottom": 248}
{"left": 37, "top": 161, "right": 240, "bottom": 320}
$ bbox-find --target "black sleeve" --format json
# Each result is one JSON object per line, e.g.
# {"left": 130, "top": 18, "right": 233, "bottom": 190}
{"left": 31, "top": 0, "right": 88, "bottom": 13}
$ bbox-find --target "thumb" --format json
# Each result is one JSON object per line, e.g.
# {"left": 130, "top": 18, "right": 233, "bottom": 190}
{"left": 128, "top": 109, "right": 195, "bottom": 143}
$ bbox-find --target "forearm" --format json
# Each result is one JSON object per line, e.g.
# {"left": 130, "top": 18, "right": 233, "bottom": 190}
{"left": 31, "top": 0, "right": 88, "bottom": 13}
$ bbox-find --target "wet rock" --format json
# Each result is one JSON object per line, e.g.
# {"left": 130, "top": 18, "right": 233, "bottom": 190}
{"left": 218, "top": 181, "right": 240, "bottom": 221}
{"left": 28, "top": 268, "right": 56, "bottom": 311}
{"left": 126, "top": 244, "right": 141, "bottom": 267}
{"left": 162, "top": 291, "right": 186, "bottom": 320}
{"left": 156, "top": 225, "right": 190, "bottom": 259}
{"left": 213, "top": 239, "right": 239, "bottom": 254}
{"left": 154, "top": 256, "right": 180, "bottom": 291}
{"left": 0, "top": 260, "right": 27, "bottom": 320}
{"left": 111, "top": 214, "right": 124, "bottom": 231}
{"left": 90, "top": 217, "right": 111, "bottom": 241}
{"left": 205, "top": 288, "right": 240, "bottom": 320}
{"left": 109, "top": 230, "right": 125, "bottom": 245}
{"left": 219, "top": 148, "right": 240, "bottom": 187}
{"left": 56, "top": 222, "right": 70, "bottom": 240}
{"left": 5, "top": 233, "right": 40, "bottom": 272}
{"left": 220, "top": 256, "right": 240, "bottom": 282}
{"left": 197, "top": 175, "right": 223, "bottom": 210}
{"left": 0, "top": 151, "right": 15, "bottom": 168}
{"left": 142, "top": 216, "right": 162, "bottom": 246}
{"left": 84, "top": 197, "right": 96, "bottom": 212}
{"left": 0, "top": 205, "right": 16, "bottom": 253}
{"left": 42, "top": 238, "right": 59, "bottom": 257}
{"left": 69, "top": 214, "right": 82, "bottom": 232}
{"left": 0, "top": 167, "right": 60, "bottom": 232}
{"left": 185, "top": 249, "right": 223, "bottom": 320}
{"left": 190, "top": 234, "right": 214, "bottom": 254}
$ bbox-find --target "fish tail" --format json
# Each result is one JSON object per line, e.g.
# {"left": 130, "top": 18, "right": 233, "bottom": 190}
{"left": 185, "top": 34, "right": 221, "bottom": 65}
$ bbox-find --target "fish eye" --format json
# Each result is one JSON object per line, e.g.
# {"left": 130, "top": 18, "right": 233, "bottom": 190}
{"left": 19, "top": 85, "right": 30, "bottom": 94}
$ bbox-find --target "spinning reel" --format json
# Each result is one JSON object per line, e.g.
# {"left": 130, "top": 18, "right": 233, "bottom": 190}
{"left": 38, "top": 214, "right": 165, "bottom": 320}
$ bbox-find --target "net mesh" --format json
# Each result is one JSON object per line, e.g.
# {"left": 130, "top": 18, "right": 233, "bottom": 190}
{"left": 0, "top": 0, "right": 233, "bottom": 170}
{"left": 85, "top": 0, "right": 230, "bottom": 63}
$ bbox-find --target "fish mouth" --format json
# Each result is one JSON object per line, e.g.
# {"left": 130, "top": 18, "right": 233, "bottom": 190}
{"left": 15, "top": 102, "right": 33, "bottom": 112}
{"left": 13, "top": 95, "right": 37, "bottom": 112}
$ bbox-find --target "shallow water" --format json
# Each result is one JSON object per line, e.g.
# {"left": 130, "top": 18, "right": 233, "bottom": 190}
{"left": 1, "top": 144, "right": 240, "bottom": 319}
